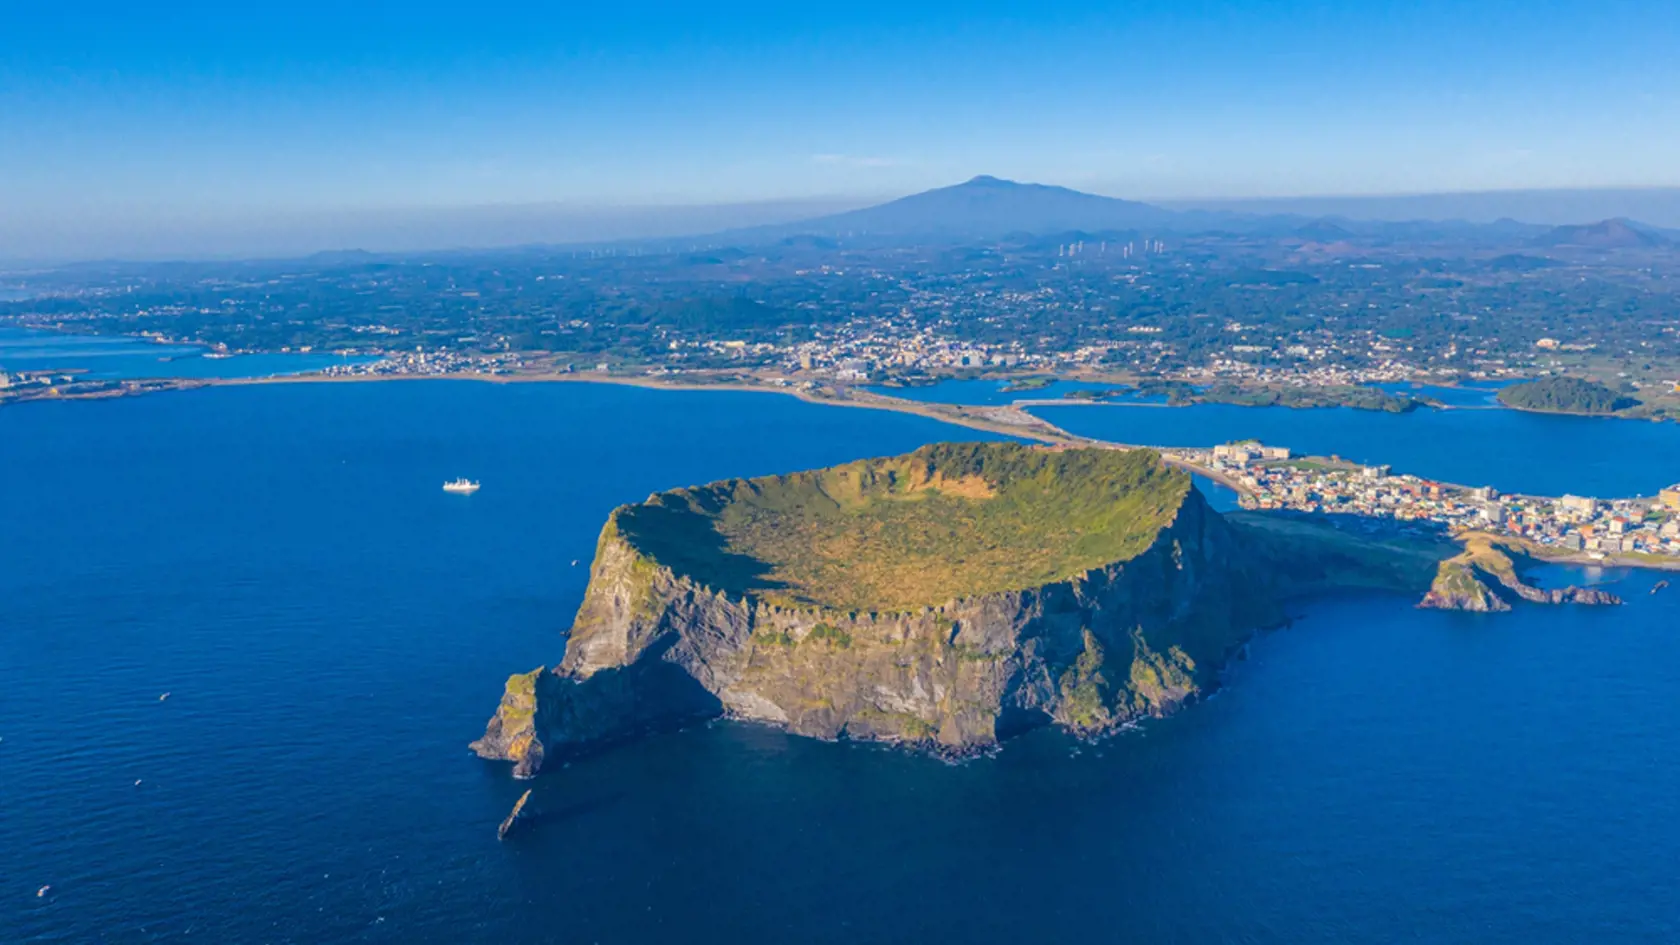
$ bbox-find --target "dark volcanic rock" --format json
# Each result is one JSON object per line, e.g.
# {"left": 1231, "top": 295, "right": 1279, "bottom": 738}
{"left": 1419, "top": 539, "right": 1622, "bottom": 611}
{"left": 497, "top": 789, "right": 534, "bottom": 841}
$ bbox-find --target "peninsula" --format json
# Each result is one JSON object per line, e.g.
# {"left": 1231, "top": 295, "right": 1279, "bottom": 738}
{"left": 471, "top": 442, "right": 1449, "bottom": 775}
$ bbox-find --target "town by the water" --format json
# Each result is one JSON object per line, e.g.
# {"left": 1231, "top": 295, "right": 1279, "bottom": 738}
{"left": 1173, "top": 440, "right": 1680, "bottom": 563}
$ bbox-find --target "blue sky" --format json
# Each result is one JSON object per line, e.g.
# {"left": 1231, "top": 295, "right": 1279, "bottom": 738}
{"left": 3, "top": 1, "right": 1678, "bottom": 255}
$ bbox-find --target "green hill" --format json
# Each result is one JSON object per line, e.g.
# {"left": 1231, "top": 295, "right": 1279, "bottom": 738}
{"left": 1498, "top": 376, "right": 1638, "bottom": 414}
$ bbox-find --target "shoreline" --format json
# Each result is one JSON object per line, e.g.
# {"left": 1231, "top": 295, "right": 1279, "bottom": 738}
{"left": 206, "top": 370, "right": 1097, "bottom": 448}
{"left": 1521, "top": 545, "right": 1680, "bottom": 573}
{"left": 10, "top": 367, "right": 1678, "bottom": 576}
{"left": 1494, "top": 399, "right": 1661, "bottom": 422}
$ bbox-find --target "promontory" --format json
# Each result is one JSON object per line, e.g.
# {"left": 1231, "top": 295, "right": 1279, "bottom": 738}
{"left": 470, "top": 442, "right": 1520, "bottom": 776}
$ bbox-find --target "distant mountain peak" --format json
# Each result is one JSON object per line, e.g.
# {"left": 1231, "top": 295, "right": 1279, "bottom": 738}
{"left": 719, "top": 179, "right": 1679, "bottom": 248}
{"left": 775, "top": 176, "right": 1176, "bottom": 239}
{"left": 1532, "top": 218, "right": 1668, "bottom": 249}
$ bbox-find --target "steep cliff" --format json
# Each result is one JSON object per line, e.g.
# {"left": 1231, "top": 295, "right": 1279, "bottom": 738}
{"left": 473, "top": 444, "right": 1284, "bottom": 775}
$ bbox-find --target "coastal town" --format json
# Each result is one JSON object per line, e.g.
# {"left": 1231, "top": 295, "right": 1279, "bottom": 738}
{"left": 5, "top": 339, "right": 1677, "bottom": 567}
{"left": 316, "top": 347, "right": 525, "bottom": 378}
{"left": 1171, "top": 440, "right": 1680, "bottom": 561}
{"left": 771, "top": 318, "right": 1439, "bottom": 388}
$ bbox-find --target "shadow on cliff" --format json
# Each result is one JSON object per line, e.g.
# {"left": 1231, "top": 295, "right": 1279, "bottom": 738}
{"left": 616, "top": 502, "right": 788, "bottom": 598}
{"left": 1225, "top": 507, "right": 1456, "bottom": 598}
{"left": 543, "top": 649, "right": 727, "bottom": 764}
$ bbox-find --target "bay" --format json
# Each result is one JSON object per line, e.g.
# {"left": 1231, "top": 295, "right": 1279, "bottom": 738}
{"left": 1032, "top": 400, "right": 1680, "bottom": 498}
{"left": 0, "top": 327, "right": 377, "bottom": 380}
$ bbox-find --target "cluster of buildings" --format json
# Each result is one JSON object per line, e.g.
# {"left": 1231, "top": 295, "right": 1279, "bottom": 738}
{"left": 0, "top": 369, "right": 71, "bottom": 390}
{"left": 0, "top": 368, "right": 93, "bottom": 402}
{"left": 644, "top": 307, "right": 1466, "bottom": 389}
{"left": 1185, "top": 354, "right": 1423, "bottom": 388}
{"left": 768, "top": 319, "right": 1047, "bottom": 380}
{"left": 1175, "top": 443, "right": 1680, "bottom": 559}
{"left": 319, "top": 349, "right": 524, "bottom": 378}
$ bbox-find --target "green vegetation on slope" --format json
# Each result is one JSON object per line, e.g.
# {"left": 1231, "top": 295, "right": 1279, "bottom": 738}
{"left": 999, "top": 376, "right": 1052, "bottom": 392}
{"left": 1498, "top": 376, "right": 1638, "bottom": 414}
{"left": 1224, "top": 512, "right": 1453, "bottom": 595}
{"left": 1127, "top": 380, "right": 1422, "bottom": 412}
{"left": 614, "top": 442, "right": 1191, "bottom": 612}
{"left": 1194, "top": 383, "right": 1424, "bottom": 412}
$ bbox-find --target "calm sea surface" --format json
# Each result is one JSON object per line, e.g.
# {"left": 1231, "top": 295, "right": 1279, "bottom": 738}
{"left": 4, "top": 380, "right": 1679, "bottom": 944}
{"left": 869, "top": 377, "right": 1677, "bottom": 496}
{"left": 0, "top": 327, "right": 375, "bottom": 380}
{"left": 1032, "top": 400, "right": 1680, "bottom": 498}
{"left": 866, "top": 378, "right": 1155, "bottom": 404}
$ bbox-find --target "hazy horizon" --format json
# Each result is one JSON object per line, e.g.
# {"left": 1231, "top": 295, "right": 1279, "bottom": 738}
{"left": 7, "top": 1, "right": 1680, "bottom": 261}
{"left": 7, "top": 182, "right": 1680, "bottom": 265}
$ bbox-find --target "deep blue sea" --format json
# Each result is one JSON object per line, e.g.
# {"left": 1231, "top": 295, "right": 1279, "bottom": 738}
{"left": 5, "top": 380, "right": 1680, "bottom": 944}
{"left": 0, "top": 327, "right": 374, "bottom": 380}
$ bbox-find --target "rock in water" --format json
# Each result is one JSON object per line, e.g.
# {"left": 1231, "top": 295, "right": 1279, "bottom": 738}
{"left": 471, "top": 669, "right": 557, "bottom": 779}
{"left": 1550, "top": 586, "right": 1621, "bottom": 606}
{"left": 473, "top": 444, "right": 1302, "bottom": 773}
{"left": 1419, "top": 535, "right": 1623, "bottom": 611}
{"left": 1418, "top": 558, "right": 1512, "bottom": 612}
{"left": 497, "top": 789, "right": 534, "bottom": 841}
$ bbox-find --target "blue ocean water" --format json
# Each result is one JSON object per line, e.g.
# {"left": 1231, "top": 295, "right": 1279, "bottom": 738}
{"left": 1033, "top": 400, "right": 1680, "bottom": 498}
{"left": 4, "top": 381, "right": 1679, "bottom": 944}
{"left": 869, "top": 378, "right": 1506, "bottom": 409}
{"left": 866, "top": 377, "right": 1158, "bottom": 404}
{"left": 0, "top": 327, "right": 375, "bottom": 380}
{"left": 1375, "top": 380, "right": 1509, "bottom": 408}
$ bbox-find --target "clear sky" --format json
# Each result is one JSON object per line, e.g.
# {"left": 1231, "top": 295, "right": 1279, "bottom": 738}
{"left": 4, "top": 1, "right": 1679, "bottom": 256}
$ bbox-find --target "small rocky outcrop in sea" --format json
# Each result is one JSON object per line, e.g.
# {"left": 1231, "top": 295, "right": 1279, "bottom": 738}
{"left": 1419, "top": 537, "right": 1622, "bottom": 611}
{"left": 497, "top": 789, "right": 534, "bottom": 840}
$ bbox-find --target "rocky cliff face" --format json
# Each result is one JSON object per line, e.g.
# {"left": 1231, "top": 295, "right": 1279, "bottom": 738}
{"left": 473, "top": 485, "right": 1280, "bottom": 776}
{"left": 1418, "top": 539, "right": 1622, "bottom": 611}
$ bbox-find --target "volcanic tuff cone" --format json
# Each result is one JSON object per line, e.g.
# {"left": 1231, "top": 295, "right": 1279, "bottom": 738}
{"left": 473, "top": 442, "right": 1283, "bottom": 775}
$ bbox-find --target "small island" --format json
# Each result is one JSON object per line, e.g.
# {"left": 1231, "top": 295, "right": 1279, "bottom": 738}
{"left": 471, "top": 442, "right": 1504, "bottom": 776}
{"left": 1195, "top": 383, "right": 1427, "bottom": 413}
{"left": 1498, "top": 376, "right": 1640, "bottom": 415}
{"left": 998, "top": 375, "right": 1053, "bottom": 393}
{"left": 1126, "top": 379, "right": 1425, "bottom": 412}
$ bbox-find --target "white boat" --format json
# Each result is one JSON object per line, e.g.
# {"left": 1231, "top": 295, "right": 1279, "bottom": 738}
{"left": 443, "top": 478, "right": 481, "bottom": 495}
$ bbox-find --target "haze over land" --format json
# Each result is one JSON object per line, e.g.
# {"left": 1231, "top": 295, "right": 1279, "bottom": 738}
{"left": 8, "top": 180, "right": 1680, "bottom": 263}
{"left": 8, "top": 173, "right": 1680, "bottom": 427}
{"left": 6, "top": 3, "right": 1680, "bottom": 260}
